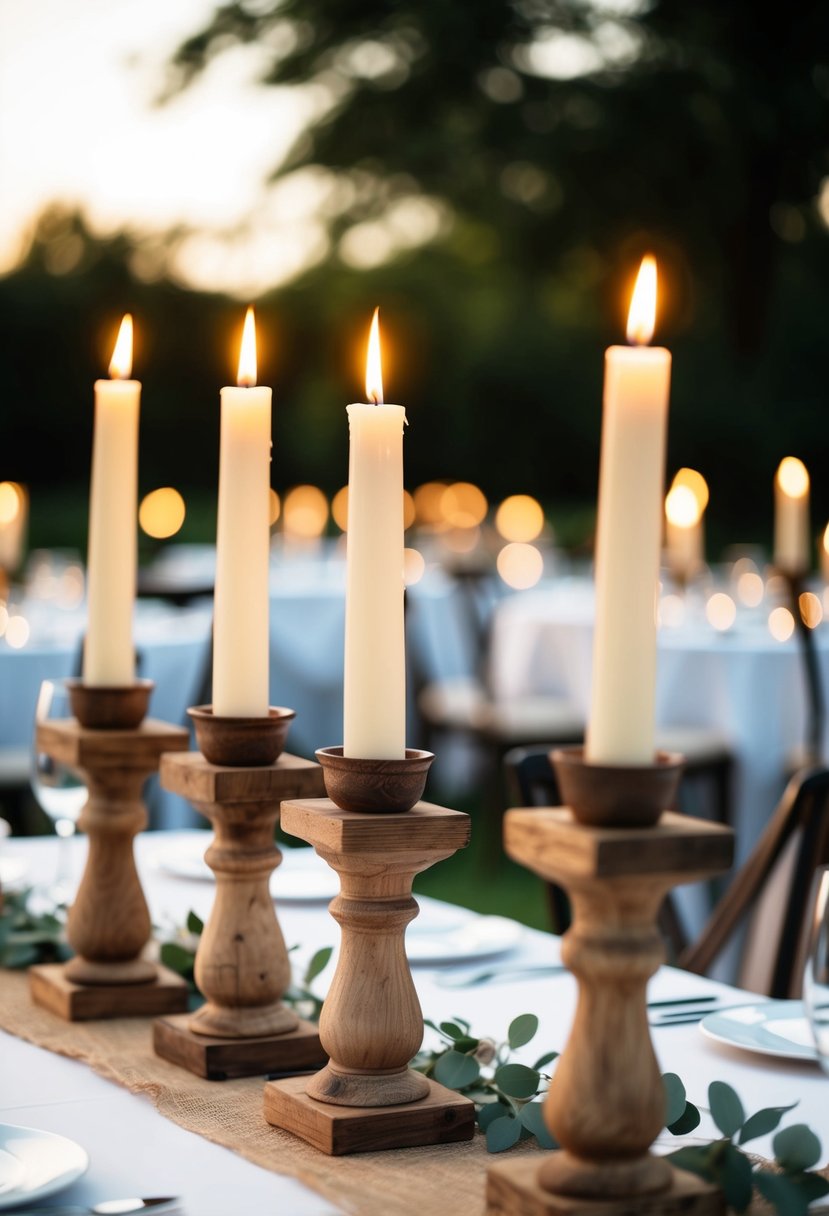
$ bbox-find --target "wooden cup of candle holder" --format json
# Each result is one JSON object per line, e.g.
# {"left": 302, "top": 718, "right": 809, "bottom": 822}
{"left": 264, "top": 780, "right": 476, "bottom": 1155}
{"left": 29, "top": 701, "right": 191, "bottom": 1021}
{"left": 486, "top": 755, "right": 735, "bottom": 1216}
{"left": 152, "top": 725, "right": 328, "bottom": 1081}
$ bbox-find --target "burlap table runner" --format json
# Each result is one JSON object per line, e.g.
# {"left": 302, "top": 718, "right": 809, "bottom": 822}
{"left": 0, "top": 969, "right": 820, "bottom": 1215}
{"left": 0, "top": 970, "right": 543, "bottom": 1215}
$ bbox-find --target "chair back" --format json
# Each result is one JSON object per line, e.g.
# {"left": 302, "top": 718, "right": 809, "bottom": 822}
{"left": 681, "top": 766, "right": 829, "bottom": 997}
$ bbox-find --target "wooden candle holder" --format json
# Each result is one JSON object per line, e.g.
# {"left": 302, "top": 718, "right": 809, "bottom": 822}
{"left": 30, "top": 716, "right": 191, "bottom": 1021}
{"left": 486, "top": 803, "right": 734, "bottom": 1216}
{"left": 264, "top": 796, "right": 476, "bottom": 1154}
{"left": 152, "top": 749, "right": 328, "bottom": 1080}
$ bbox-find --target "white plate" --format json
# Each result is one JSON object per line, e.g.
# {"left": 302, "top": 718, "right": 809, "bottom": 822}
{"left": 406, "top": 916, "right": 523, "bottom": 965}
{"left": 0, "top": 858, "right": 27, "bottom": 890}
{"left": 700, "top": 1000, "right": 818, "bottom": 1062}
{"left": 153, "top": 839, "right": 339, "bottom": 904}
{"left": 0, "top": 1123, "right": 89, "bottom": 1209}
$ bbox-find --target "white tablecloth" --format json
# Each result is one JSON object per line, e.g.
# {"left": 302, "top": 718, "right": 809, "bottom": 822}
{"left": 489, "top": 580, "right": 829, "bottom": 863}
{"left": 1, "top": 831, "right": 828, "bottom": 1215}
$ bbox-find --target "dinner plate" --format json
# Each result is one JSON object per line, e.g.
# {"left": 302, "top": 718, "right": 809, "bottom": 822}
{"left": 0, "top": 1123, "right": 89, "bottom": 1209}
{"left": 153, "top": 838, "right": 339, "bottom": 903}
{"left": 700, "top": 1000, "right": 818, "bottom": 1062}
{"left": 406, "top": 915, "right": 523, "bottom": 966}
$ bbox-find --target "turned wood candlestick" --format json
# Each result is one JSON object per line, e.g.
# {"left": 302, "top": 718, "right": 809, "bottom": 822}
{"left": 264, "top": 791, "right": 476, "bottom": 1155}
{"left": 486, "top": 758, "right": 734, "bottom": 1216}
{"left": 152, "top": 747, "right": 328, "bottom": 1079}
{"left": 30, "top": 713, "right": 191, "bottom": 1021}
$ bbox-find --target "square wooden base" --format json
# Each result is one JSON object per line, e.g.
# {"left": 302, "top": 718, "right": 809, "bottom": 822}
{"left": 485, "top": 1160, "right": 725, "bottom": 1216}
{"left": 264, "top": 1074, "right": 476, "bottom": 1155}
{"left": 30, "top": 963, "right": 189, "bottom": 1022}
{"left": 153, "top": 1013, "right": 326, "bottom": 1081}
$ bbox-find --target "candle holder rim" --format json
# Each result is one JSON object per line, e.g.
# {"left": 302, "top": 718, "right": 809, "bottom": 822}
{"left": 315, "top": 745, "right": 434, "bottom": 767}
{"left": 188, "top": 704, "right": 296, "bottom": 725}
{"left": 315, "top": 745, "right": 435, "bottom": 813}
{"left": 550, "top": 744, "right": 684, "bottom": 774}
{"left": 64, "top": 676, "right": 155, "bottom": 692}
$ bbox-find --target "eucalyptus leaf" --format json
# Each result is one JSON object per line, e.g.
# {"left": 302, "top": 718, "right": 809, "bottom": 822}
{"left": 711, "top": 1143, "right": 753, "bottom": 1212}
{"left": 439, "top": 1021, "right": 468, "bottom": 1040}
{"left": 518, "top": 1101, "right": 557, "bottom": 1149}
{"left": 773, "top": 1124, "right": 822, "bottom": 1172}
{"left": 433, "top": 1050, "right": 480, "bottom": 1090}
{"left": 486, "top": 1114, "right": 522, "bottom": 1153}
{"left": 662, "top": 1073, "right": 687, "bottom": 1127}
{"left": 507, "top": 1013, "right": 539, "bottom": 1049}
{"left": 738, "top": 1103, "right": 798, "bottom": 1145}
{"left": 709, "top": 1080, "right": 745, "bottom": 1137}
{"left": 665, "top": 1144, "right": 716, "bottom": 1182}
{"left": 668, "top": 1102, "right": 701, "bottom": 1136}
{"left": 753, "top": 1171, "right": 811, "bottom": 1216}
{"left": 304, "top": 946, "right": 333, "bottom": 985}
{"left": 494, "top": 1063, "right": 541, "bottom": 1099}
{"left": 160, "top": 941, "right": 196, "bottom": 975}
{"left": 532, "top": 1050, "right": 559, "bottom": 1071}
{"left": 186, "top": 910, "right": 204, "bottom": 935}
{"left": 479, "top": 1101, "right": 510, "bottom": 1131}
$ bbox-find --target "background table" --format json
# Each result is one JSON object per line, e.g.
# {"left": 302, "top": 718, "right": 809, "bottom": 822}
{"left": 489, "top": 578, "right": 829, "bottom": 864}
{"left": 1, "top": 830, "right": 828, "bottom": 1216}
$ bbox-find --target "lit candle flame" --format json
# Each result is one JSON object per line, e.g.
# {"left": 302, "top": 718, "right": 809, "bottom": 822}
{"left": 108, "top": 314, "right": 133, "bottom": 380}
{"left": 626, "top": 255, "right": 657, "bottom": 346}
{"left": 365, "top": 307, "right": 383, "bottom": 404}
{"left": 776, "top": 456, "right": 809, "bottom": 499}
{"left": 237, "top": 306, "right": 257, "bottom": 387}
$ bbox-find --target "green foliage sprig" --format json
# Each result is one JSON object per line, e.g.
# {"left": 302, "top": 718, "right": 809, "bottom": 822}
{"left": 159, "top": 908, "right": 332, "bottom": 1022}
{"left": 414, "top": 1012, "right": 560, "bottom": 1152}
{"left": 0, "top": 889, "right": 70, "bottom": 969}
{"left": 666, "top": 1079, "right": 829, "bottom": 1216}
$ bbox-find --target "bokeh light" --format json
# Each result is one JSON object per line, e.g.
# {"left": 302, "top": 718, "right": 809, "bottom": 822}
{"left": 706, "top": 592, "right": 736, "bottom": 632}
{"left": 402, "top": 489, "right": 416, "bottom": 530}
{"left": 497, "top": 542, "right": 543, "bottom": 589}
{"left": 0, "top": 604, "right": 8, "bottom": 636}
{"left": 138, "top": 487, "right": 186, "bottom": 539}
{"left": 0, "top": 482, "right": 22, "bottom": 525}
{"left": 799, "top": 591, "right": 823, "bottom": 629}
{"left": 769, "top": 606, "right": 795, "bottom": 642}
{"left": 403, "top": 547, "right": 425, "bottom": 586}
{"left": 736, "top": 571, "right": 764, "bottom": 608}
{"left": 5, "top": 614, "right": 29, "bottom": 648}
{"left": 269, "top": 489, "right": 281, "bottom": 526}
{"left": 672, "top": 468, "right": 709, "bottom": 512}
{"left": 413, "top": 481, "right": 448, "bottom": 527}
{"left": 441, "top": 482, "right": 488, "bottom": 529}
{"left": 495, "top": 494, "right": 544, "bottom": 542}
{"left": 776, "top": 457, "right": 809, "bottom": 498}
{"left": 823, "top": 522, "right": 829, "bottom": 556}
{"left": 283, "top": 485, "right": 329, "bottom": 538}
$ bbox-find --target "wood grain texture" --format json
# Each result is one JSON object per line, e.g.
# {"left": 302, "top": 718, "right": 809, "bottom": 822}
{"left": 264, "top": 1074, "right": 475, "bottom": 1156}
{"left": 497, "top": 807, "right": 733, "bottom": 1205}
{"left": 34, "top": 719, "right": 189, "bottom": 993}
{"left": 30, "top": 963, "right": 188, "bottom": 1021}
{"left": 153, "top": 1013, "right": 325, "bottom": 1080}
{"left": 159, "top": 752, "right": 325, "bottom": 1040}
{"left": 486, "top": 1158, "right": 725, "bottom": 1215}
{"left": 280, "top": 797, "right": 470, "bottom": 1112}
{"left": 505, "top": 808, "right": 733, "bottom": 882}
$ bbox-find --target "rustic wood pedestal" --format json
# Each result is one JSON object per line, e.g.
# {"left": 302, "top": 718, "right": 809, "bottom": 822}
{"left": 486, "top": 808, "right": 734, "bottom": 1216}
{"left": 264, "top": 797, "right": 477, "bottom": 1154}
{"left": 152, "top": 750, "right": 328, "bottom": 1079}
{"left": 30, "top": 718, "right": 190, "bottom": 1021}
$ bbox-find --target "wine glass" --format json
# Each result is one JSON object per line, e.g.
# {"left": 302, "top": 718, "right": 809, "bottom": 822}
{"left": 30, "top": 679, "right": 87, "bottom": 904}
{"left": 803, "top": 865, "right": 829, "bottom": 1075}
